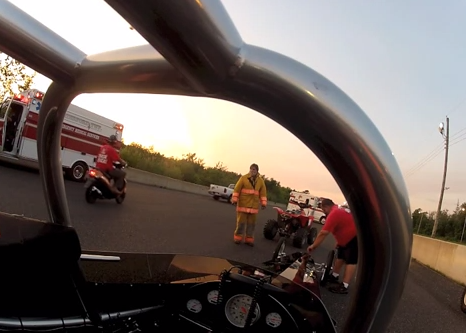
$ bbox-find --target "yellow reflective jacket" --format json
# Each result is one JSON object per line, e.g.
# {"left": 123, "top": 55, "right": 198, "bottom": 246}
{"left": 231, "top": 173, "right": 267, "bottom": 214}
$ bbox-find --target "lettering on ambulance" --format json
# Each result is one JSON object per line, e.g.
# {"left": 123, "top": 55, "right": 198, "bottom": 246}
{"left": 21, "top": 124, "right": 102, "bottom": 155}
{"left": 25, "top": 112, "right": 104, "bottom": 146}
{"left": 64, "top": 113, "right": 103, "bottom": 133}
{"left": 62, "top": 124, "right": 102, "bottom": 142}
{"left": 22, "top": 114, "right": 106, "bottom": 156}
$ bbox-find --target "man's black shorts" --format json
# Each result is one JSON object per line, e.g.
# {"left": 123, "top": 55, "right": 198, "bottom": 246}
{"left": 337, "top": 236, "right": 358, "bottom": 265}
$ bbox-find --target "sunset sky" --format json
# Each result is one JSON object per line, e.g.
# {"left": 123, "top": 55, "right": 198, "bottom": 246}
{"left": 6, "top": 0, "right": 466, "bottom": 212}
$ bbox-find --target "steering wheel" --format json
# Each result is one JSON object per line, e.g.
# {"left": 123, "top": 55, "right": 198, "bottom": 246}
{"left": 0, "top": 0, "right": 412, "bottom": 332}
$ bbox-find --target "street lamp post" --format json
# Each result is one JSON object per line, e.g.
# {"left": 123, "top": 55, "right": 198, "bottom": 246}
{"left": 461, "top": 208, "right": 466, "bottom": 242}
{"left": 417, "top": 210, "right": 424, "bottom": 234}
{"left": 432, "top": 118, "right": 450, "bottom": 237}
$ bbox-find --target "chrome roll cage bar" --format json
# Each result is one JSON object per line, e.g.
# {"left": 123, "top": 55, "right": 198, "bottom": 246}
{"left": 0, "top": 1, "right": 412, "bottom": 332}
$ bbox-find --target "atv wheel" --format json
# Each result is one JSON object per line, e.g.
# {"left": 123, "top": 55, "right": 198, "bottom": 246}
{"left": 272, "top": 237, "right": 286, "bottom": 262}
{"left": 461, "top": 286, "right": 466, "bottom": 313}
{"left": 85, "top": 187, "right": 97, "bottom": 204}
{"left": 307, "top": 227, "right": 318, "bottom": 245}
{"left": 263, "top": 219, "right": 279, "bottom": 240}
{"left": 115, "top": 192, "right": 126, "bottom": 204}
{"left": 293, "top": 227, "right": 309, "bottom": 249}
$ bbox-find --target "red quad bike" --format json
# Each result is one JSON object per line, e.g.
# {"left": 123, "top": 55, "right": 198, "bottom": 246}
{"left": 263, "top": 206, "right": 318, "bottom": 254}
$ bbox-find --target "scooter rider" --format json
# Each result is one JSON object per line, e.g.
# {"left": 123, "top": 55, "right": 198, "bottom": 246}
{"left": 95, "top": 135, "right": 127, "bottom": 195}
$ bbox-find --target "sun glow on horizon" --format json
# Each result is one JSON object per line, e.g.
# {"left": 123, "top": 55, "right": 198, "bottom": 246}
{"left": 25, "top": 72, "right": 347, "bottom": 203}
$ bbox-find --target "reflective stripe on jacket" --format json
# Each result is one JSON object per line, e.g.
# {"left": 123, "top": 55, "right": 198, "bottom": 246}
{"left": 231, "top": 173, "right": 267, "bottom": 214}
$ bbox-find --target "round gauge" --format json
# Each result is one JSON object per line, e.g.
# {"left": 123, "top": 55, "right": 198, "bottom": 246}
{"left": 207, "top": 290, "right": 219, "bottom": 304}
{"left": 225, "top": 294, "right": 260, "bottom": 328}
{"left": 265, "top": 312, "right": 282, "bottom": 328}
{"left": 186, "top": 299, "right": 202, "bottom": 313}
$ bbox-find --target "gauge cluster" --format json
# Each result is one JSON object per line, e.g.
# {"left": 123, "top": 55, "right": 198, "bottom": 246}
{"left": 178, "top": 275, "right": 300, "bottom": 332}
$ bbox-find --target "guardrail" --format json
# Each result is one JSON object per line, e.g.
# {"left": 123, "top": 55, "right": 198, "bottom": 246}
{"left": 411, "top": 234, "right": 466, "bottom": 285}
{"left": 126, "top": 167, "right": 210, "bottom": 196}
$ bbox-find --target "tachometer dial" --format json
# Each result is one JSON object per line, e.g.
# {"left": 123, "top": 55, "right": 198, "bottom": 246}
{"left": 265, "top": 312, "right": 282, "bottom": 328}
{"left": 207, "top": 290, "right": 219, "bottom": 304}
{"left": 186, "top": 299, "right": 202, "bottom": 313}
{"left": 225, "top": 294, "right": 260, "bottom": 328}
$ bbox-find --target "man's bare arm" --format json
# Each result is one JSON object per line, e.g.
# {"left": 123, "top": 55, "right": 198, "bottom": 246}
{"left": 308, "top": 230, "right": 330, "bottom": 251}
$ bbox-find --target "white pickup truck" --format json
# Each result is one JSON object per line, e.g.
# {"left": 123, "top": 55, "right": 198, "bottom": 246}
{"left": 208, "top": 183, "right": 235, "bottom": 202}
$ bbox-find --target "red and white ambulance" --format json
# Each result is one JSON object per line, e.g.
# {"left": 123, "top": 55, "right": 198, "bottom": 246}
{"left": 0, "top": 89, "right": 124, "bottom": 181}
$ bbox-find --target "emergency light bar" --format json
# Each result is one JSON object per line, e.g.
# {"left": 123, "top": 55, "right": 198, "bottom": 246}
{"left": 26, "top": 89, "right": 45, "bottom": 100}
{"left": 114, "top": 124, "right": 124, "bottom": 130}
{"left": 12, "top": 89, "right": 45, "bottom": 103}
{"left": 13, "top": 94, "right": 28, "bottom": 103}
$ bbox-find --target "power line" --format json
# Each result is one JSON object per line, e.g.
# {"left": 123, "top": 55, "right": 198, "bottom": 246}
{"left": 404, "top": 125, "right": 466, "bottom": 177}
{"left": 446, "top": 95, "right": 466, "bottom": 118}
{"left": 450, "top": 135, "right": 466, "bottom": 148}
{"left": 407, "top": 131, "right": 466, "bottom": 175}
{"left": 405, "top": 136, "right": 466, "bottom": 178}
{"left": 405, "top": 147, "right": 443, "bottom": 174}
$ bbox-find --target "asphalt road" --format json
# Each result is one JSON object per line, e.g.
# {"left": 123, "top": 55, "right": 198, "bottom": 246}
{"left": 1, "top": 163, "right": 466, "bottom": 332}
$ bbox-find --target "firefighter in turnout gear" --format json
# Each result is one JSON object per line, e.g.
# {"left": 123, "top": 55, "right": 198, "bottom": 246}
{"left": 231, "top": 163, "right": 267, "bottom": 246}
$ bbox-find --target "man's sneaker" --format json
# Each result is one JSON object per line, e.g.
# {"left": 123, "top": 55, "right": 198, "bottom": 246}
{"left": 329, "top": 282, "right": 348, "bottom": 294}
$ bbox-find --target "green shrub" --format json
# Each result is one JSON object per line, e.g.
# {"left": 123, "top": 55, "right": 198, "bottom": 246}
{"left": 412, "top": 205, "right": 466, "bottom": 244}
{"left": 120, "top": 143, "right": 293, "bottom": 204}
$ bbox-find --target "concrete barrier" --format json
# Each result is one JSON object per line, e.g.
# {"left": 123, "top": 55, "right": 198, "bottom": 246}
{"left": 125, "top": 167, "right": 286, "bottom": 209}
{"left": 412, "top": 234, "right": 466, "bottom": 285}
{"left": 125, "top": 167, "right": 210, "bottom": 196}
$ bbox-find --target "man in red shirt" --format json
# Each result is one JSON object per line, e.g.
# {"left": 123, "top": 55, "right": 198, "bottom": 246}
{"left": 95, "top": 135, "right": 127, "bottom": 195}
{"left": 307, "top": 198, "right": 358, "bottom": 294}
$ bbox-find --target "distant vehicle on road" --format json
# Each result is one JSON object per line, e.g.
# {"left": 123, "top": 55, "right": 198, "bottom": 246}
{"left": 208, "top": 183, "right": 234, "bottom": 203}
{"left": 287, "top": 191, "right": 327, "bottom": 224}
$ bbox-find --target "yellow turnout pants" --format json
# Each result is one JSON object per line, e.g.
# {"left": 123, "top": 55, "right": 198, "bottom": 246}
{"left": 234, "top": 212, "right": 257, "bottom": 244}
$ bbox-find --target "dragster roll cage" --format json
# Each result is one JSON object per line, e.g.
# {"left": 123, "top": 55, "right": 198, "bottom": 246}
{"left": 0, "top": 1, "right": 412, "bottom": 332}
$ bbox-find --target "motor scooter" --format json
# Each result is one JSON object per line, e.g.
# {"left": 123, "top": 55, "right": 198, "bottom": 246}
{"left": 84, "top": 161, "right": 127, "bottom": 204}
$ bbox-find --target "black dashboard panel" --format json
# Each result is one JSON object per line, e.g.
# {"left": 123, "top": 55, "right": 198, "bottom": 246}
{"left": 178, "top": 279, "right": 299, "bottom": 333}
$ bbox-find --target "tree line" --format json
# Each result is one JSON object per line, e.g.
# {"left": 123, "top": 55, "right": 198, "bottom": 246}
{"left": 412, "top": 201, "right": 466, "bottom": 244}
{"left": 120, "top": 143, "right": 294, "bottom": 204}
{"left": 0, "top": 52, "right": 36, "bottom": 102}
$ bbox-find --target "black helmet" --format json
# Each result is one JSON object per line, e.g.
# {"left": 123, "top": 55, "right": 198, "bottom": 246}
{"left": 107, "top": 134, "right": 118, "bottom": 143}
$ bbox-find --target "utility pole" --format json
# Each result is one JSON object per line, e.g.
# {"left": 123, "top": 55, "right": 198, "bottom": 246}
{"left": 432, "top": 116, "right": 450, "bottom": 237}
